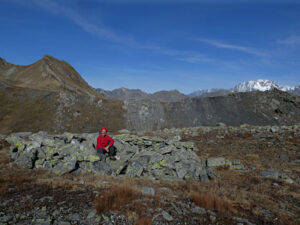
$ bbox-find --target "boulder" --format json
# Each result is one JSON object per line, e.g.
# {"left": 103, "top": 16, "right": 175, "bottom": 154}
{"left": 206, "top": 157, "right": 226, "bottom": 168}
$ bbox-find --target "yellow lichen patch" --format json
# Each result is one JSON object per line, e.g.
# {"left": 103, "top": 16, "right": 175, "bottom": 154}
{"left": 15, "top": 141, "right": 25, "bottom": 151}
{"left": 89, "top": 155, "right": 100, "bottom": 162}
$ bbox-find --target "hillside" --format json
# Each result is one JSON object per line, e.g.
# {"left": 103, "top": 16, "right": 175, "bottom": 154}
{"left": 0, "top": 55, "right": 99, "bottom": 96}
{"left": 0, "top": 81, "right": 125, "bottom": 134}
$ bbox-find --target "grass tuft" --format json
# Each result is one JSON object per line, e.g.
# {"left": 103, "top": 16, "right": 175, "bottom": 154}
{"left": 95, "top": 185, "right": 141, "bottom": 214}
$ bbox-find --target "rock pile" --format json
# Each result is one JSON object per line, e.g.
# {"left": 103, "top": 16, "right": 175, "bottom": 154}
{"left": 5, "top": 132, "right": 235, "bottom": 181}
{"left": 157, "top": 124, "right": 300, "bottom": 139}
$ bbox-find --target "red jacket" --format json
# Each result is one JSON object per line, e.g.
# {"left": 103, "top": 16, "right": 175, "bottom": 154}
{"left": 96, "top": 135, "right": 114, "bottom": 149}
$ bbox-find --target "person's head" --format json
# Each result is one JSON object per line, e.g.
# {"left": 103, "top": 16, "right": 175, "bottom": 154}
{"left": 100, "top": 127, "right": 108, "bottom": 136}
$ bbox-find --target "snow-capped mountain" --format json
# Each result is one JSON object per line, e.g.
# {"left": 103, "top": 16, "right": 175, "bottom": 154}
{"left": 189, "top": 79, "right": 300, "bottom": 97}
{"left": 233, "top": 79, "right": 280, "bottom": 92}
{"left": 233, "top": 79, "right": 300, "bottom": 93}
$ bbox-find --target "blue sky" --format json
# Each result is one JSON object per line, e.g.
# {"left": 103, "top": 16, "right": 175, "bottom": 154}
{"left": 0, "top": 0, "right": 300, "bottom": 94}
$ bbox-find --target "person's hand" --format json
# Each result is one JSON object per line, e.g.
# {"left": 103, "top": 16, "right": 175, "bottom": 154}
{"left": 105, "top": 146, "right": 109, "bottom": 152}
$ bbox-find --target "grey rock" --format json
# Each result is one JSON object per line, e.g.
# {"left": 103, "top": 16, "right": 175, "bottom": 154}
{"left": 57, "top": 221, "right": 71, "bottom": 225}
{"left": 92, "top": 161, "right": 112, "bottom": 175}
{"left": 87, "top": 209, "right": 97, "bottom": 219}
{"left": 260, "top": 168, "right": 279, "bottom": 179}
{"left": 51, "top": 159, "right": 77, "bottom": 175}
{"left": 160, "top": 146, "right": 172, "bottom": 155}
{"left": 126, "top": 161, "right": 144, "bottom": 177}
{"left": 206, "top": 157, "right": 226, "bottom": 168}
{"left": 141, "top": 187, "right": 155, "bottom": 196}
{"left": 176, "top": 166, "right": 187, "bottom": 179}
{"left": 150, "top": 153, "right": 164, "bottom": 164}
{"left": 279, "top": 155, "right": 289, "bottom": 162}
{"left": 118, "top": 129, "right": 131, "bottom": 134}
{"left": 231, "top": 159, "right": 244, "bottom": 170}
{"left": 161, "top": 210, "right": 173, "bottom": 221}
{"left": 0, "top": 215, "right": 12, "bottom": 222}
{"left": 68, "top": 213, "right": 81, "bottom": 221}
{"left": 191, "top": 206, "right": 206, "bottom": 215}
{"left": 284, "top": 177, "right": 294, "bottom": 184}
{"left": 291, "top": 159, "right": 300, "bottom": 165}
{"left": 209, "top": 215, "right": 216, "bottom": 223}
{"left": 199, "top": 169, "right": 210, "bottom": 181}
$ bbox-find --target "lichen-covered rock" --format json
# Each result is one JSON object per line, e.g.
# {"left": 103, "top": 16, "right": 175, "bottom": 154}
{"left": 206, "top": 157, "right": 226, "bottom": 168}
{"left": 5, "top": 131, "right": 215, "bottom": 181}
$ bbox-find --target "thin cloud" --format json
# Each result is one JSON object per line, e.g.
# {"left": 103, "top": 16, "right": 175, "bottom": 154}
{"left": 12, "top": 0, "right": 211, "bottom": 63}
{"left": 195, "top": 38, "right": 270, "bottom": 57}
{"left": 7, "top": 0, "right": 228, "bottom": 66}
{"left": 29, "top": 0, "right": 133, "bottom": 44}
{"left": 277, "top": 35, "right": 300, "bottom": 45}
{"left": 179, "top": 55, "right": 214, "bottom": 64}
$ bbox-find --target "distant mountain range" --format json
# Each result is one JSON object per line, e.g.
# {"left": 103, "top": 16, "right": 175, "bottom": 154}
{"left": 1, "top": 55, "right": 300, "bottom": 134}
{"left": 96, "top": 87, "right": 188, "bottom": 102}
{"left": 97, "top": 79, "right": 300, "bottom": 100}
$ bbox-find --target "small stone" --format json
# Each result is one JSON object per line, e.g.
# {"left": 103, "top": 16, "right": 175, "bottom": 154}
{"left": 284, "top": 178, "right": 294, "bottom": 184}
{"left": 102, "top": 214, "right": 110, "bottom": 221}
{"left": 279, "top": 155, "right": 289, "bottom": 162}
{"left": 209, "top": 215, "right": 216, "bottom": 223}
{"left": 191, "top": 206, "right": 206, "bottom": 215}
{"left": 142, "top": 187, "right": 155, "bottom": 196}
{"left": 68, "top": 213, "right": 81, "bottom": 221}
{"left": 206, "top": 157, "right": 226, "bottom": 168}
{"left": 118, "top": 129, "right": 131, "bottom": 134}
{"left": 57, "top": 221, "right": 71, "bottom": 225}
{"left": 161, "top": 210, "right": 173, "bottom": 221}
{"left": 260, "top": 168, "right": 279, "bottom": 179}
{"left": 87, "top": 209, "right": 97, "bottom": 219}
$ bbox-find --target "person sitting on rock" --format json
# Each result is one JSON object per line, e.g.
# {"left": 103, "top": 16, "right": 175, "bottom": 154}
{"left": 96, "top": 128, "right": 116, "bottom": 161}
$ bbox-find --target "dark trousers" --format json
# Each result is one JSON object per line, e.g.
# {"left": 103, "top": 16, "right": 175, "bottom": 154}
{"left": 97, "top": 146, "right": 116, "bottom": 160}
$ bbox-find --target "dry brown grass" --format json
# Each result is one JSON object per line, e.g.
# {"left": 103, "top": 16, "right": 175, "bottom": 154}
{"left": 245, "top": 154, "right": 260, "bottom": 161}
{"left": 0, "top": 139, "right": 9, "bottom": 151}
{"left": 136, "top": 217, "right": 152, "bottom": 225}
{"left": 0, "top": 183, "right": 8, "bottom": 196}
{"left": 217, "top": 165, "right": 231, "bottom": 171}
{"left": 143, "top": 132, "right": 154, "bottom": 137}
{"left": 190, "top": 192, "right": 234, "bottom": 214}
{"left": 95, "top": 185, "right": 141, "bottom": 214}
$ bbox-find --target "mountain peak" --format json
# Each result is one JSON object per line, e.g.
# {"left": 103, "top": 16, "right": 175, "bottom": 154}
{"left": 0, "top": 55, "right": 100, "bottom": 97}
{"left": 0, "top": 57, "right": 8, "bottom": 67}
{"left": 233, "top": 79, "right": 279, "bottom": 92}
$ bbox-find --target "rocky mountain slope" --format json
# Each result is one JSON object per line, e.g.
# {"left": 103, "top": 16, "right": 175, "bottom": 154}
{"left": 124, "top": 89, "right": 300, "bottom": 132}
{"left": 0, "top": 55, "right": 99, "bottom": 96}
